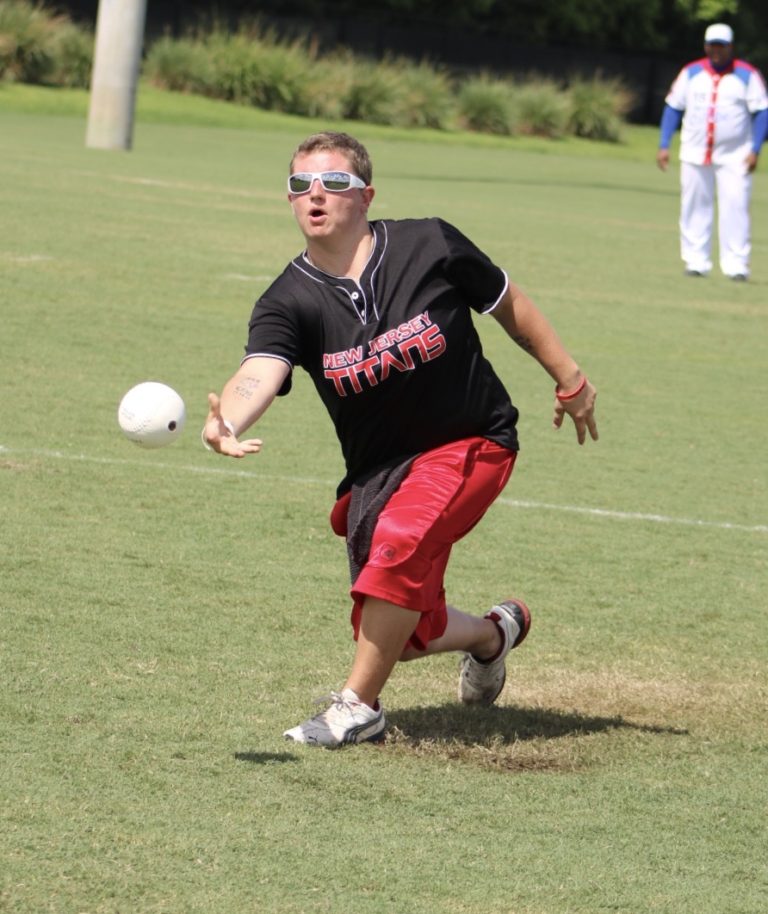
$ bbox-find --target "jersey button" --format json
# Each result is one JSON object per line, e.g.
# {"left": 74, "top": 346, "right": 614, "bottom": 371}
{"left": 351, "top": 292, "right": 359, "bottom": 300}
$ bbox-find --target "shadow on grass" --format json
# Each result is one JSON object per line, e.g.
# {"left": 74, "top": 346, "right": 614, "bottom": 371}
{"left": 384, "top": 703, "right": 689, "bottom": 772}
{"left": 231, "top": 706, "right": 688, "bottom": 770}
{"left": 388, "top": 702, "right": 688, "bottom": 742}
{"left": 234, "top": 751, "right": 299, "bottom": 764}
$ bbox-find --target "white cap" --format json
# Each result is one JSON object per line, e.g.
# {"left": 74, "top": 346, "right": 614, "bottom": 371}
{"left": 704, "top": 23, "right": 734, "bottom": 44}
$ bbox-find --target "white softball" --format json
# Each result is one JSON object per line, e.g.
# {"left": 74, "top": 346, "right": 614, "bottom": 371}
{"left": 118, "top": 381, "right": 186, "bottom": 449}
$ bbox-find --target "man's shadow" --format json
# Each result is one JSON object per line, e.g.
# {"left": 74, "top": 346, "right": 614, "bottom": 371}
{"left": 233, "top": 704, "right": 687, "bottom": 765}
{"left": 386, "top": 702, "right": 688, "bottom": 745}
{"left": 233, "top": 751, "right": 298, "bottom": 764}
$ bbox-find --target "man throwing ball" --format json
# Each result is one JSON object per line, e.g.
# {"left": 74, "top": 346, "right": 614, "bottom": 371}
{"left": 204, "top": 132, "right": 598, "bottom": 748}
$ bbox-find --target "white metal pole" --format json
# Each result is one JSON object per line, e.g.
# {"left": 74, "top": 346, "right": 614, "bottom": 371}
{"left": 85, "top": 0, "right": 148, "bottom": 150}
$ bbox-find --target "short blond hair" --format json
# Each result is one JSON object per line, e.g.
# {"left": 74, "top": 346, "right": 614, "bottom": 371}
{"left": 289, "top": 132, "right": 372, "bottom": 185}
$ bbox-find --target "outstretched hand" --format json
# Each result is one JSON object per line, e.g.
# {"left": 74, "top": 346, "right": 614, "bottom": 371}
{"left": 553, "top": 381, "right": 598, "bottom": 445}
{"left": 203, "top": 392, "right": 263, "bottom": 458}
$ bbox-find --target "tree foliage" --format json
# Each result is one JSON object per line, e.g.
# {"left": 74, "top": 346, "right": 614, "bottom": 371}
{"left": 60, "top": 0, "right": 768, "bottom": 67}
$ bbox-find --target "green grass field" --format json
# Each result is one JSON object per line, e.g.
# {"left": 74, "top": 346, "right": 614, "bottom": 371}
{"left": 1, "top": 84, "right": 766, "bottom": 914}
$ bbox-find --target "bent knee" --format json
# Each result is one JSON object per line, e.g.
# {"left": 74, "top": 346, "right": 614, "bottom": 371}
{"left": 399, "top": 645, "right": 425, "bottom": 662}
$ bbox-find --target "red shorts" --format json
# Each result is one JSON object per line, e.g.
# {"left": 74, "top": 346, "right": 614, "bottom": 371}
{"left": 331, "top": 437, "right": 516, "bottom": 652}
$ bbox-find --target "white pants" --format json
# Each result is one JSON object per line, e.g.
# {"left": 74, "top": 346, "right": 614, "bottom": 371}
{"left": 679, "top": 160, "right": 752, "bottom": 277}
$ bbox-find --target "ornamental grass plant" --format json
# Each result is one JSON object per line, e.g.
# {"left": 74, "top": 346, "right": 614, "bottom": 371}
{"left": 0, "top": 0, "right": 42, "bottom": 80}
{"left": 43, "top": 18, "right": 92, "bottom": 88}
{"left": 141, "top": 34, "right": 216, "bottom": 95}
{"left": 0, "top": 0, "right": 73, "bottom": 83}
{"left": 567, "top": 73, "right": 635, "bottom": 142}
{"left": 456, "top": 74, "right": 517, "bottom": 136}
{"left": 387, "top": 59, "right": 456, "bottom": 130}
{"left": 334, "top": 51, "right": 405, "bottom": 125}
{"left": 513, "top": 77, "right": 572, "bottom": 138}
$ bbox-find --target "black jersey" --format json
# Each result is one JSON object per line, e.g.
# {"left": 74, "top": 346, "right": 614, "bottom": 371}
{"left": 245, "top": 217, "right": 519, "bottom": 494}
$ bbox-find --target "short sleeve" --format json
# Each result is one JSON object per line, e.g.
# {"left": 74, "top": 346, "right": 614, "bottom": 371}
{"left": 244, "top": 292, "right": 302, "bottom": 396}
{"left": 665, "top": 68, "right": 688, "bottom": 111}
{"left": 746, "top": 68, "right": 768, "bottom": 113}
{"left": 436, "top": 219, "right": 507, "bottom": 313}
{"left": 246, "top": 296, "right": 300, "bottom": 360}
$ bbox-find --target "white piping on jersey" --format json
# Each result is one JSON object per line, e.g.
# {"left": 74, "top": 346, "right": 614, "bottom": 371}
{"left": 291, "top": 257, "right": 369, "bottom": 321}
{"left": 291, "top": 257, "right": 368, "bottom": 320}
{"left": 482, "top": 270, "right": 509, "bottom": 315}
{"left": 291, "top": 261, "right": 328, "bottom": 285}
{"left": 290, "top": 223, "right": 387, "bottom": 326}
{"left": 366, "top": 221, "right": 387, "bottom": 322}
{"left": 240, "top": 351, "right": 294, "bottom": 369}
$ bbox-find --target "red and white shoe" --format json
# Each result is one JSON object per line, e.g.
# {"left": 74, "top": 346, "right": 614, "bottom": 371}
{"left": 458, "top": 598, "right": 531, "bottom": 705}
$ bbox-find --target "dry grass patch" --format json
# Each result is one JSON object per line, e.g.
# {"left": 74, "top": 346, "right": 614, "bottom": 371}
{"left": 0, "top": 459, "right": 29, "bottom": 471}
{"left": 382, "top": 662, "right": 765, "bottom": 771}
{"left": 386, "top": 726, "right": 583, "bottom": 772}
{"left": 513, "top": 664, "right": 767, "bottom": 737}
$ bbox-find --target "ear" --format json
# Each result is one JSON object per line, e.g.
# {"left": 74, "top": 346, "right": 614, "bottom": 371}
{"left": 361, "top": 186, "right": 375, "bottom": 212}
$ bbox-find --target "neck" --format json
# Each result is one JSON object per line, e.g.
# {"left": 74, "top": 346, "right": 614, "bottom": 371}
{"left": 306, "top": 226, "right": 373, "bottom": 281}
{"left": 707, "top": 57, "right": 734, "bottom": 73}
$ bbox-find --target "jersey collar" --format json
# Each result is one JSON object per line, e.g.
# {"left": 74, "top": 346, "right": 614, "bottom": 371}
{"left": 703, "top": 57, "right": 735, "bottom": 76}
{"left": 292, "top": 222, "right": 388, "bottom": 324}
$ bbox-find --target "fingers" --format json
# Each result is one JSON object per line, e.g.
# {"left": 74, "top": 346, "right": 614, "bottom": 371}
{"left": 207, "top": 391, "right": 221, "bottom": 417}
{"left": 203, "top": 391, "right": 262, "bottom": 458}
{"left": 553, "top": 383, "right": 598, "bottom": 445}
{"left": 208, "top": 430, "right": 263, "bottom": 458}
{"left": 573, "top": 416, "right": 599, "bottom": 445}
{"left": 218, "top": 437, "right": 263, "bottom": 459}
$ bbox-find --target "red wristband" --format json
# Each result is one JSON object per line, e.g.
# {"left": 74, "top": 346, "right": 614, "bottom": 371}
{"left": 555, "top": 376, "right": 587, "bottom": 401}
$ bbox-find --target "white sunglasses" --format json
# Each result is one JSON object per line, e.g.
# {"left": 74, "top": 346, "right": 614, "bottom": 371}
{"left": 287, "top": 171, "right": 367, "bottom": 194}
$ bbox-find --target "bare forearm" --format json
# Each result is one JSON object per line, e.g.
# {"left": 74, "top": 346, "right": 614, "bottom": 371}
{"left": 493, "top": 284, "right": 581, "bottom": 389}
{"left": 491, "top": 282, "right": 598, "bottom": 444}
{"left": 218, "top": 357, "right": 289, "bottom": 435}
{"left": 203, "top": 356, "right": 291, "bottom": 458}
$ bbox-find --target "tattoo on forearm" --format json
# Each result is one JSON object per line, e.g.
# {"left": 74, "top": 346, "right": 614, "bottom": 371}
{"left": 513, "top": 334, "right": 535, "bottom": 354}
{"left": 234, "top": 377, "right": 261, "bottom": 400}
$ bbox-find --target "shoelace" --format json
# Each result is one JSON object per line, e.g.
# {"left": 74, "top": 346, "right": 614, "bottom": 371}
{"left": 313, "top": 690, "right": 354, "bottom": 711}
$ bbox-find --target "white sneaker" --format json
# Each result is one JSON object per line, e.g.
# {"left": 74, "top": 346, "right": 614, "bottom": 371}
{"left": 458, "top": 598, "right": 531, "bottom": 705}
{"left": 284, "top": 688, "right": 386, "bottom": 748}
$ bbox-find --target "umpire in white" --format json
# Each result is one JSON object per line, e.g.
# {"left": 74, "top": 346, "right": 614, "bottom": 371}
{"left": 657, "top": 23, "right": 768, "bottom": 280}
